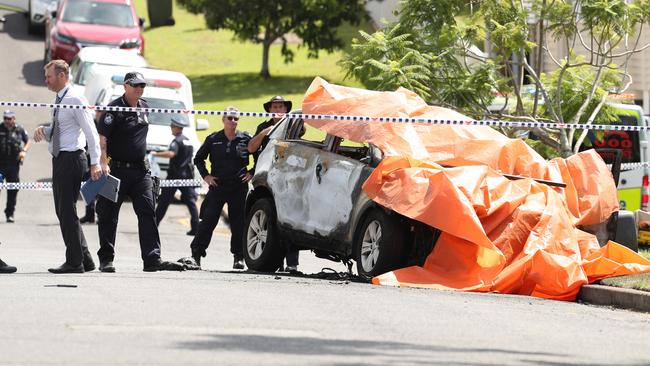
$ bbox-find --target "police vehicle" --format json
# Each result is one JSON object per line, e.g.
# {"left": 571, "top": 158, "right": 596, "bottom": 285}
{"left": 69, "top": 46, "right": 148, "bottom": 97}
{"left": 83, "top": 64, "right": 208, "bottom": 179}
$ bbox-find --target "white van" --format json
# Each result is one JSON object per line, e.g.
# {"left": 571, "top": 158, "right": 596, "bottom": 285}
{"left": 83, "top": 64, "right": 209, "bottom": 178}
{"left": 69, "top": 46, "right": 148, "bottom": 97}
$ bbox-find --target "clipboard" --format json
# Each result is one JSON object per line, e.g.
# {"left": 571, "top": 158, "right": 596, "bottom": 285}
{"left": 80, "top": 174, "right": 120, "bottom": 204}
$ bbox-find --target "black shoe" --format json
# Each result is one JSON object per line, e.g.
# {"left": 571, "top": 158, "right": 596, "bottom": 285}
{"left": 99, "top": 261, "right": 115, "bottom": 273}
{"left": 48, "top": 263, "right": 84, "bottom": 274}
{"left": 0, "top": 258, "right": 17, "bottom": 273}
{"left": 79, "top": 215, "right": 95, "bottom": 224}
{"left": 233, "top": 257, "right": 245, "bottom": 270}
{"left": 186, "top": 229, "right": 197, "bottom": 236}
{"left": 6, "top": 215, "right": 14, "bottom": 223}
{"left": 143, "top": 259, "right": 185, "bottom": 272}
{"left": 83, "top": 257, "right": 96, "bottom": 272}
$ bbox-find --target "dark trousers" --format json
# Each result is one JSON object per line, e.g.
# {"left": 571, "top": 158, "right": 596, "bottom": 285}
{"left": 0, "top": 162, "right": 19, "bottom": 217}
{"left": 285, "top": 246, "right": 299, "bottom": 267}
{"left": 96, "top": 167, "right": 161, "bottom": 265}
{"left": 190, "top": 183, "right": 247, "bottom": 259}
{"left": 51, "top": 151, "right": 92, "bottom": 266}
{"left": 155, "top": 186, "right": 199, "bottom": 231}
{"left": 80, "top": 158, "right": 95, "bottom": 220}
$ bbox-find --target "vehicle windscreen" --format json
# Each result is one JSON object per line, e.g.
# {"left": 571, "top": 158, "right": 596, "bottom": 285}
{"left": 142, "top": 97, "right": 190, "bottom": 127}
{"left": 591, "top": 114, "right": 641, "bottom": 164}
{"left": 62, "top": 0, "right": 134, "bottom": 28}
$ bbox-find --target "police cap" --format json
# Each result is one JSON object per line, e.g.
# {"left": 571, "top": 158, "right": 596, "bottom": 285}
{"left": 170, "top": 116, "right": 189, "bottom": 128}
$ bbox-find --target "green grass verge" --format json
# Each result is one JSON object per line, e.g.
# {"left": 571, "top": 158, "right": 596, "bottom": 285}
{"left": 599, "top": 273, "right": 650, "bottom": 292}
{"left": 596, "top": 246, "right": 650, "bottom": 292}
{"left": 133, "top": 0, "right": 373, "bottom": 139}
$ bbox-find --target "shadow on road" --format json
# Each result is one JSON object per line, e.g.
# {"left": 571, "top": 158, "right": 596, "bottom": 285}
{"left": 22, "top": 59, "right": 45, "bottom": 86}
{"left": 1, "top": 12, "right": 42, "bottom": 43}
{"left": 176, "top": 334, "right": 569, "bottom": 365}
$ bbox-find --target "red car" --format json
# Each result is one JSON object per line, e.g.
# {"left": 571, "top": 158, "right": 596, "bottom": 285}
{"left": 44, "top": 0, "right": 144, "bottom": 63}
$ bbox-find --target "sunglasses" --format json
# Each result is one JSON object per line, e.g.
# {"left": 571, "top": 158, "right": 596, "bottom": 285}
{"left": 226, "top": 116, "right": 239, "bottom": 121}
{"left": 3, "top": 117, "right": 13, "bottom": 121}
{"left": 129, "top": 83, "right": 146, "bottom": 89}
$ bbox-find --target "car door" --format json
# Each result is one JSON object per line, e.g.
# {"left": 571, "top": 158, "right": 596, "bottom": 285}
{"left": 266, "top": 117, "right": 329, "bottom": 234}
{"left": 303, "top": 147, "right": 366, "bottom": 242}
{"left": 0, "top": 1, "right": 28, "bottom": 11}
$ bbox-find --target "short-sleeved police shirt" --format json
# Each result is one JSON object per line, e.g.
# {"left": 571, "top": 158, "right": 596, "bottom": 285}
{"left": 167, "top": 134, "right": 194, "bottom": 179}
{"left": 252, "top": 119, "right": 275, "bottom": 166}
{"left": 0, "top": 124, "right": 28, "bottom": 163}
{"left": 98, "top": 96, "right": 149, "bottom": 162}
{"left": 194, "top": 130, "right": 251, "bottom": 180}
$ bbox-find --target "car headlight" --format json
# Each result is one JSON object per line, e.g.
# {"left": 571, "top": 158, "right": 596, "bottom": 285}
{"left": 120, "top": 38, "right": 141, "bottom": 49}
{"left": 54, "top": 32, "right": 76, "bottom": 45}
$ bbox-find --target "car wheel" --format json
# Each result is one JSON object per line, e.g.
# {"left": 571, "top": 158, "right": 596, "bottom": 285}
{"left": 355, "top": 209, "right": 405, "bottom": 280}
{"left": 27, "top": 4, "right": 37, "bottom": 34}
{"left": 28, "top": 19, "right": 39, "bottom": 35}
{"left": 244, "top": 198, "right": 284, "bottom": 272}
{"left": 43, "top": 46, "right": 51, "bottom": 64}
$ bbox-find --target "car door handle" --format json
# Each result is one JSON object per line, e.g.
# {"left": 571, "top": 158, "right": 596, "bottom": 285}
{"left": 315, "top": 163, "right": 323, "bottom": 184}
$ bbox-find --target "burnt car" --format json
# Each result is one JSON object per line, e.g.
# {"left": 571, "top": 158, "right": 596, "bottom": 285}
{"left": 243, "top": 112, "right": 440, "bottom": 279}
{"left": 243, "top": 113, "right": 638, "bottom": 280}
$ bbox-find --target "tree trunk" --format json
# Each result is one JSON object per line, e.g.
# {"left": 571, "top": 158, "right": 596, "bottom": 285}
{"left": 260, "top": 40, "right": 271, "bottom": 79}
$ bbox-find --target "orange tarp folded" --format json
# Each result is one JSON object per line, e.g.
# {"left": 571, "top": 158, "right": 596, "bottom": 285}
{"left": 302, "top": 77, "right": 650, "bottom": 301}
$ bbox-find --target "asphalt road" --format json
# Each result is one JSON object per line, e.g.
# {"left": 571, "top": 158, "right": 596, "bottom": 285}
{"left": 1, "top": 9, "right": 650, "bottom": 366}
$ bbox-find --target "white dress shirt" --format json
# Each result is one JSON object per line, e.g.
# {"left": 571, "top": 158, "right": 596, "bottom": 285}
{"left": 44, "top": 85, "right": 101, "bottom": 165}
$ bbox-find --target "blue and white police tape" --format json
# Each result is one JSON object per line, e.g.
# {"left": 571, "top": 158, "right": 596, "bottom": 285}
{"left": 0, "top": 179, "right": 203, "bottom": 191}
{"left": 0, "top": 100, "right": 648, "bottom": 132}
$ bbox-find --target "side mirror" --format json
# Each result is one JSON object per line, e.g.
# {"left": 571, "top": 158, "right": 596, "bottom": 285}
{"left": 196, "top": 119, "right": 209, "bottom": 131}
{"left": 139, "top": 17, "right": 145, "bottom": 27}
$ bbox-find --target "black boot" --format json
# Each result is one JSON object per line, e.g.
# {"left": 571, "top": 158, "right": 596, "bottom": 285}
{"left": 0, "top": 258, "right": 17, "bottom": 273}
{"left": 79, "top": 204, "right": 95, "bottom": 224}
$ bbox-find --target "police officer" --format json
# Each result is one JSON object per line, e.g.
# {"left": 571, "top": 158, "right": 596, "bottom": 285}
{"left": 190, "top": 106, "right": 251, "bottom": 269}
{"left": 96, "top": 71, "right": 183, "bottom": 273}
{"left": 152, "top": 116, "right": 199, "bottom": 235}
{"left": 248, "top": 96, "right": 300, "bottom": 272}
{"left": 0, "top": 110, "right": 31, "bottom": 223}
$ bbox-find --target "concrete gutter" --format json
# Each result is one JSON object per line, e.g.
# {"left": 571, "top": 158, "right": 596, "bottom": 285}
{"left": 578, "top": 284, "right": 650, "bottom": 312}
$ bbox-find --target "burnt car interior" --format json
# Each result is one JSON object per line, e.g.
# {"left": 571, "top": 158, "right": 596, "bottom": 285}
{"left": 284, "top": 116, "right": 384, "bottom": 167}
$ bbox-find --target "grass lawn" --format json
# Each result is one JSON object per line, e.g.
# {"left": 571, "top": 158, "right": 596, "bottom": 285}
{"left": 133, "top": 0, "right": 372, "bottom": 139}
{"left": 596, "top": 246, "right": 650, "bottom": 292}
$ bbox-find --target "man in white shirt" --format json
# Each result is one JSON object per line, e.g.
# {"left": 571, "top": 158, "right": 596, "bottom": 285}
{"left": 34, "top": 59, "right": 103, "bottom": 274}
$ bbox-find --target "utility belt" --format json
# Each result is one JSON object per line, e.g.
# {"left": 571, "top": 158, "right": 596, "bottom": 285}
{"left": 109, "top": 158, "right": 150, "bottom": 171}
{"left": 214, "top": 175, "right": 245, "bottom": 186}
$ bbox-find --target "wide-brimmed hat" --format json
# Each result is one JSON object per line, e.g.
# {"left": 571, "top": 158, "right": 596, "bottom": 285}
{"left": 263, "top": 96, "right": 292, "bottom": 113}
{"left": 170, "top": 116, "right": 188, "bottom": 128}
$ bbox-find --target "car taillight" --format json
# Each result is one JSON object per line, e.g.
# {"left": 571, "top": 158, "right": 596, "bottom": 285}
{"left": 642, "top": 174, "right": 649, "bottom": 211}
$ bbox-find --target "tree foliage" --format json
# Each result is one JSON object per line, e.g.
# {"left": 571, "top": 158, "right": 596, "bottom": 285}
{"left": 178, "top": 0, "right": 367, "bottom": 79}
{"left": 341, "top": 0, "right": 650, "bottom": 157}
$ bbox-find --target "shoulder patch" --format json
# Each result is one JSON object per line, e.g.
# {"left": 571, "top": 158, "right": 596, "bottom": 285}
{"left": 104, "top": 113, "right": 114, "bottom": 125}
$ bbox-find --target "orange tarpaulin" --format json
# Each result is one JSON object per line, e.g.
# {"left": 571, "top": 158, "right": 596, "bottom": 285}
{"left": 301, "top": 77, "right": 650, "bottom": 301}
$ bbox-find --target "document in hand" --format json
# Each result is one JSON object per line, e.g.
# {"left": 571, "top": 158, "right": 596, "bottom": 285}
{"left": 80, "top": 174, "right": 121, "bottom": 204}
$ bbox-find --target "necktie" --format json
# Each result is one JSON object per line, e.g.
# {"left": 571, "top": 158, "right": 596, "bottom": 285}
{"left": 51, "top": 93, "right": 62, "bottom": 157}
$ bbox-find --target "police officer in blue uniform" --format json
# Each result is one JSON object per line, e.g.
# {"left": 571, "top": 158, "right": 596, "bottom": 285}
{"left": 190, "top": 106, "right": 252, "bottom": 269}
{"left": 0, "top": 110, "right": 31, "bottom": 223}
{"left": 152, "top": 116, "right": 199, "bottom": 235}
{"left": 96, "top": 71, "right": 183, "bottom": 272}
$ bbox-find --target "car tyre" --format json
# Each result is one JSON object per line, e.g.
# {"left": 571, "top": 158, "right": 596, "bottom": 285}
{"left": 244, "top": 198, "right": 284, "bottom": 272}
{"left": 43, "top": 46, "right": 51, "bottom": 64}
{"left": 355, "top": 209, "right": 405, "bottom": 281}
